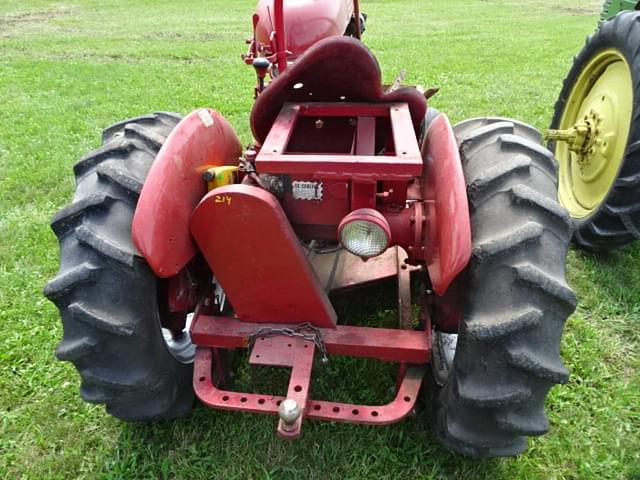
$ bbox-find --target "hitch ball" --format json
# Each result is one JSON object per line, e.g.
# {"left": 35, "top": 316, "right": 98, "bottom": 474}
{"left": 278, "top": 398, "right": 301, "bottom": 429}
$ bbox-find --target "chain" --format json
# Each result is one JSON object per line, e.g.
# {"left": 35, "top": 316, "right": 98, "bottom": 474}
{"left": 247, "top": 322, "right": 329, "bottom": 364}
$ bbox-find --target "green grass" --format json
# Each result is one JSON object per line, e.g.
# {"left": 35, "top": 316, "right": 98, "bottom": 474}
{"left": 1, "top": 0, "right": 639, "bottom": 478}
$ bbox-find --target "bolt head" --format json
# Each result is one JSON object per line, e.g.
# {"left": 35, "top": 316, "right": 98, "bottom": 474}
{"left": 279, "top": 398, "right": 301, "bottom": 425}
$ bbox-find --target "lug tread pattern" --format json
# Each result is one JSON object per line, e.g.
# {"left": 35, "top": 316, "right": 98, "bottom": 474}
{"left": 425, "top": 119, "right": 576, "bottom": 458}
{"left": 73, "top": 140, "right": 143, "bottom": 178}
{"left": 510, "top": 185, "right": 573, "bottom": 233}
{"left": 507, "top": 346, "right": 570, "bottom": 384}
{"left": 68, "top": 302, "right": 135, "bottom": 336}
{"left": 55, "top": 337, "right": 99, "bottom": 362}
{"left": 80, "top": 382, "right": 118, "bottom": 404}
{"left": 76, "top": 225, "right": 136, "bottom": 267}
{"left": 44, "top": 262, "right": 101, "bottom": 301}
{"left": 102, "top": 112, "right": 180, "bottom": 143}
{"left": 512, "top": 263, "right": 577, "bottom": 312}
{"left": 458, "top": 122, "right": 515, "bottom": 159}
{"left": 499, "top": 134, "right": 558, "bottom": 180}
{"left": 549, "top": 11, "right": 640, "bottom": 250}
{"left": 51, "top": 194, "right": 117, "bottom": 237}
{"left": 122, "top": 123, "right": 167, "bottom": 150}
{"left": 452, "top": 117, "right": 542, "bottom": 144}
{"left": 44, "top": 113, "right": 194, "bottom": 421}
{"left": 473, "top": 222, "right": 543, "bottom": 260}
{"left": 465, "top": 309, "right": 543, "bottom": 341}
{"left": 456, "top": 381, "right": 532, "bottom": 408}
{"left": 466, "top": 156, "right": 531, "bottom": 206}
{"left": 496, "top": 410, "right": 550, "bottom": 436}
{"left": 96, "top": 162, "right": 144, "bottom": 198}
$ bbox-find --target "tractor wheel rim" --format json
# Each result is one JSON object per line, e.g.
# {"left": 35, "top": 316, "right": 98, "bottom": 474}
{"left": 432, "top": 331, "right": 457, "bottom": 387}
{"left": 162, "top": 313, "right": 196, "bottom": 364}
{"left": 557, "top": 49, "right": 633, "bottom": 219}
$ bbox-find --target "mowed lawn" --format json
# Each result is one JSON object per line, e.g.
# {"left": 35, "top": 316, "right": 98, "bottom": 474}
{"left": 1, "top": 0, "right": 639, "bottom": 478}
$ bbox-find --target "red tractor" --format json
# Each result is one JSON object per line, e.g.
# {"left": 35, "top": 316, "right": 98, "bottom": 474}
{"left": 45, "top": 0, "right": 576, "bottom": 458}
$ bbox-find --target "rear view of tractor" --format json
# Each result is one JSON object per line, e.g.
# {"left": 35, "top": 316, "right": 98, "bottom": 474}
{"left": 45, "top": 0, "right": 576, "bottom": 458}
{"left": 548, "top": 4, "right": 640, "bottom": 250}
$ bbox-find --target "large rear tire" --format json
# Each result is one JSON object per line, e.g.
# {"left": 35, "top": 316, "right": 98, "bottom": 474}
{"left": 426, "top": 118, "right": 577, "bottom": 457}
{"left": 44, "top": 112, "right": 196, "bottom": 420}
{"left": 549, "top": 11, "right": 640, "bottom": 251}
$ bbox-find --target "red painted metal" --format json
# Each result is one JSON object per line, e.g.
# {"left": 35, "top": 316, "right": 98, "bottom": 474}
{"left": 193, "top": 347, "right": 425, "bottom": 429}
{"left": 257, "top": 102, "right": 422, "bottom": 180}
{"left": 250, "top": 36, "right": 426, "bottom": 145}
{"left": 351, "top": 180, "right": 376, "bottom": 210}
{"left": 128, "top": 1, "right": 472, "bottom": 437}
{"left": 282, "top": 177, "right": 350, "bottom": 239}
{"left": 132, "top": 109, "right": 242, "bottom": 278}
{"left": 276, "top": 337, "right": 314, "bottom": 439}
{"left": 273, "top": 0, "right": 287, "bottom": 72}
{"left": 249, "top": 335, "right": 300, "bottom": 366}
{"left": 190, "top": 234, "right": 430, "bottom": 434}
{"left": 190, "top": 184, "right": 337, "bottom": 328}
{"left": 421, "top": 113, "right": 472, "bottom": 295}
{"left": 254, "top": 0, "right": 354, "bottom": 62}
{"left": 190, "top": 315, "right": 430, "bottom": 364}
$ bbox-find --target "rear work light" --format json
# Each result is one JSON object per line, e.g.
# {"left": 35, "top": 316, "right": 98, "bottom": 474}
{"left": 338, "top": 209, "right": 391, "bottom": 259}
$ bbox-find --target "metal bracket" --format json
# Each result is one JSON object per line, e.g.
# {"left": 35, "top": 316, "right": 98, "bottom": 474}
{"left": 193, "top": 346, "right": 425, "bottom": 439}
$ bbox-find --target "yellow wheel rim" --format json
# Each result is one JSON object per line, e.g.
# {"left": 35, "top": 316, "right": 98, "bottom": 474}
{"left": 556, "top": 49, "right": 633, "bottom": 219}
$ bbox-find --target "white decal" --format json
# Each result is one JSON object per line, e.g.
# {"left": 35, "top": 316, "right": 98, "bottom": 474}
{"left": 292, "top": 181, "right": 323, "bottom": 201}
{"left": 197, "top": 109, "right": 214, "bottom": 128}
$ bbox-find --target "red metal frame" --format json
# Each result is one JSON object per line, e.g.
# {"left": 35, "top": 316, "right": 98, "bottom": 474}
{"left": 256, "top": 102, "right": 422, "bottom": 180}
{"left": 191, "top": 246, "right": 431, "bottom": 438}
{"left": 194, "top": 347, "right": 425, "bottom": 439}
{"left": 129, "top": 0, "right": 475, "bottom": 438}
{"left": 191, "top": 316, "right": 430, "bottom": 364}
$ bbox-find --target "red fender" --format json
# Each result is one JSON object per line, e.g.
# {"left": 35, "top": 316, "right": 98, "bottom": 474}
{"left": 132, "top": 109, "right": 242, "bottom": 278}
{"left": 421, "top": 114, "right": 472, "bottom": 296}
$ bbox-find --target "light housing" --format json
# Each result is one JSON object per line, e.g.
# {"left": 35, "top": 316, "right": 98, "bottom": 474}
{"left": 338, "top": 209, "right": 391, "bottom": 258}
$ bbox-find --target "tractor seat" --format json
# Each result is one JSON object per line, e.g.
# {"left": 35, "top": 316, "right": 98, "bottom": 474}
{"left": 250, "top": 36, "right": 427, "bottom": 145}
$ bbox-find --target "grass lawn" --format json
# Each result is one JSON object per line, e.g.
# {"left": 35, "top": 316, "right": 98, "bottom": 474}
{"left": 1, "top": 0, "right": 639, "bottom": 478}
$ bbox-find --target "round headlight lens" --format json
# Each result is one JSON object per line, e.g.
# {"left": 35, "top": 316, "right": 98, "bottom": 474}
{"left": 338, "top": 209, "right": 390, "bottom": 258}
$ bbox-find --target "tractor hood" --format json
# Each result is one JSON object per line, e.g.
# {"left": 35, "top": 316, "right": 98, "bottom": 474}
{"left": 254, "top": 0, "right": 354, "bottom": 60}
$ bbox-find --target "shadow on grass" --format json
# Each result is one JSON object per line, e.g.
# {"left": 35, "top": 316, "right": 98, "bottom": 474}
{"left": 110, "top": 408, "right": 505, "bottom": 479}
{"left": 102, "top": 282, "right": 508, "bottom": 478}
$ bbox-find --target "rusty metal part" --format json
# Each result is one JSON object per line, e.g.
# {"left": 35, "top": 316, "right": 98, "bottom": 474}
{"left": 248, "top": 322, "right": 329, "bottom": 364}
{"left": 353, "top": 0, "right": 362, "bottom": 40}
{"left": 386, "top": 69, "right": 407, "bottom": 94}
{"left": 397, "top": 249, "right": 413, "bottom": 330}
{"left": 423, "top": 87, "right": 439, "bottom": 100}
{"left": 307, "top": 246, "right": 409, "bottom": 292}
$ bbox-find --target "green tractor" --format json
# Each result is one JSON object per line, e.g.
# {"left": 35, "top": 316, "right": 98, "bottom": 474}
{"left": 546, "top": 3, "right": 640, "bottom": 250}
{"left": 600, "top": 0, "right": 639, "bottom": 21}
